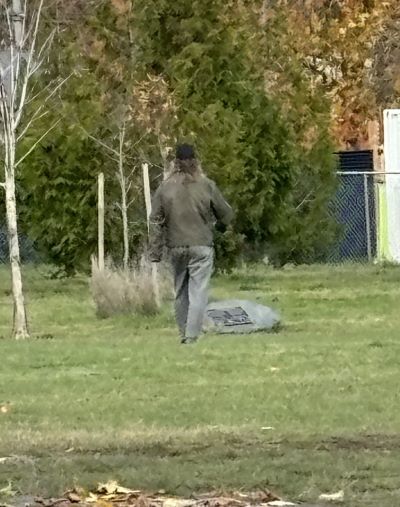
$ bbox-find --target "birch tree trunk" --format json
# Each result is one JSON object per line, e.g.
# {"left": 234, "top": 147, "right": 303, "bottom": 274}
{"left": 1, "top": 0, "right": 29, "bottom": 339}
{"left": 5, "top": 144, "right": 28, "bottom": 339}
{"left": 118, "top": 125, "right": 129, "bottom": 270}
{"left": 1, "top": 0, "right": 60, "bottom": 338}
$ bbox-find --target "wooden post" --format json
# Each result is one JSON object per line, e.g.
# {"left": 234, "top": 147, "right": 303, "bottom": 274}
{"left": 142, "top": 163, "right": 152, "bottom": 232}
{"left": 12, "top": 0, "right": 23, "bottom": 46}
{"left": 142, "top": 163, "right": 160, "bottom": 307}
{"left": 98, "top": 172, "right": 105, "bottom": 271}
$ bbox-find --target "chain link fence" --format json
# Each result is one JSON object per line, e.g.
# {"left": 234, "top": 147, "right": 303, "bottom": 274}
{"left": 0, "top": 171, "right": 398, "bottom": 267}
{"left": 326, "top": 171, "right": 400, "bottom": 264}
{"left": 0, "top": 224, "right": 39, "bottom": 264}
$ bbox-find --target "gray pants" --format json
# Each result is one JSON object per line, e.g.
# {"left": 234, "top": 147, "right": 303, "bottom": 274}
{"left": 170, "top": 246, "right": 214, "bottom": 340}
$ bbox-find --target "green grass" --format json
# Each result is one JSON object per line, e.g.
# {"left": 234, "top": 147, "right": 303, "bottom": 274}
{"left": 1, "top": 263, "right": 400, "bottom": 506}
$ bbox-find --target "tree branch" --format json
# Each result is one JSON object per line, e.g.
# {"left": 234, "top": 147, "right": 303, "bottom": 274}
{"left": 5, "top": 8, "right": 15, "bottom": 115}
{"left": 28, "top": 30, "right": 55, "bottom": 77}
{"left": 0, "top": 85, "right": 13, "bottom": 166}
{"left": 15, "top": 118, "right": 61, "bottom": 168}
{"left": 17, "top": 110, "right": 49, "bottom": 142}
{"left": 17, "top": 74, "right": 73, "bottom": 141}
{"left": 81, "top": 127, "right": 119, "bottom": 157}
{"left": 295, "top": 190, "right": 314, "bottom": 211}
{"left": 12, "top": 0, "right": 28, "bottom": 109}
{"left": 14, "top": 0, "right": 44, "bottom": 128}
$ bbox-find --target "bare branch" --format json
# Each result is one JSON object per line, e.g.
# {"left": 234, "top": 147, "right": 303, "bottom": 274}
{"left": 138, "top": 155, "right": 164, "bottom": 170}
{"left": 5, "top": 7, "right": 16, "bottom": 116}
{"left": 20, "top": 0, "right": 36, "bottom": 49}
{"left": 15, "top": 118, "right": 61, "bottom": 168}
{"left": 0, "top": 182, "right": 5, "bottom": 190}
{"left": 17, "top": 73, "right": 73, "bottom": 138}
{"left": 19, "top": 0, "right": 28, "bottom": 49}
{"left": 17, "top": 110, "right": 49, "bottom": 142}
{"left": 0, "top": 84, "right": 13, "bottom": 153}
{"left": 14, "top": 0, "right": 45, "bottom": 128}
{"left": 129, "top": 131, "right": 147, "bottom": 150}
{"left": 12, "top": 0, "right": 28, "bottom": 105}
{"left": 0, "top": 103, "right": 10, "bottom": 170}
{"left": 81, "top": 127, "right": 119, "bottom": 157}
{"left": 26, "top": 79, "right": 53, "bottom": 105}
{"left": 119, "top": 122, "right": 126, "bottom": 161}
{"left": 41, "top": 73, "right": 73, "bottom": 102}
{"left": 295, "top": 190, "right": 314, "bottom": 211}
{"left": 28, "top": 30, "right": 55, "bottom": 77}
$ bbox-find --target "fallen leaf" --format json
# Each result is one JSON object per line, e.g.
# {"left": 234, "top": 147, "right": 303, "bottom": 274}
{"left": 116, "top": 486, "right": 140, "bottom": 495}
{"left": 66, "top": 492, "right": 81, "bottom": 503}
{"left": 267, "top": 502, "right": 297, "bottom": 506}
{"left": 97, "top": 481, "right": 139, "bottom": 496}
{"left": 97, "top": 481, "right": 118, "bottom": 495}
{"left": 163, "top": 499, "right": 197, "bottom": 507}
{"left": 318, "top": 490, "right": 344, "bottom": 503}
{"left": 85, "top": 492, "right": 99, "bottom": 503}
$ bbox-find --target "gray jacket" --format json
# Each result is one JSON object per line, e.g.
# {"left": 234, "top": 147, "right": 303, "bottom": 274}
{"left": 149, "top": 174, "right": 233, "bottom": 261}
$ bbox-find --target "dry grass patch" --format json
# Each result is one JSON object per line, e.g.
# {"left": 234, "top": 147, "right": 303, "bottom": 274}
{"left": 90, "top": 256, "right": 171, "bottom": 318}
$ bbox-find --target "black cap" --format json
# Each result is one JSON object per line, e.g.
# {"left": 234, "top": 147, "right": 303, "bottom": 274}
{"left": 176, "top": 143, "right": 195, "bottom": 160}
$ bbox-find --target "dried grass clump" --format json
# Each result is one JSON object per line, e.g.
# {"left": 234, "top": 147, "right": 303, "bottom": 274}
{"left": 90, "top": 256, "right": 170, "bottom": 318}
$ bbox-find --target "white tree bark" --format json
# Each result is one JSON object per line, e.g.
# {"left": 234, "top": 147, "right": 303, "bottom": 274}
{"left": 142, "top": 162, "right": 160, "bottom": 308}
{"left": 0, "top": 0, "right": 29, "bottom": 339}
{"left": 11, "top": 0, "right": 23, "bottom": 47}
{"left": 118, "top": 124, "right": 129, "bottom": 270}
{"left": 98, "top": 172, "right": 105, "bottom": 271}
{"left": 84, "top": 124, "right": 134, "bottom": 270}
{"left": 4, "top": 134, "right": 29, "bottom": 339}
{"left": 0, "top": 0, "right": 60, "bottom": 338}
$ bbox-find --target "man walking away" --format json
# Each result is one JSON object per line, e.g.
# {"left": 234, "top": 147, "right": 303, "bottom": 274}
{"left": 149, "top": 144, "right": 234, "bottom": 344}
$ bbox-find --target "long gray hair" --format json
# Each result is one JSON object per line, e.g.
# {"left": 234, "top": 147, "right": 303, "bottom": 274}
{"left": 167, "top": 158, "right": 204, "bottom": 182}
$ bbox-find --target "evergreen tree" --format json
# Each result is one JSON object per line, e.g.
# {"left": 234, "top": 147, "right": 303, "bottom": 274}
{"left": 15, "top": 0, "right": 337, "bottom": 270}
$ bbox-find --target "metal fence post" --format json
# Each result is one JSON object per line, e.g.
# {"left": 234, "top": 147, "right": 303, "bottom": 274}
{"left": 364, "top": 173, "right": 372, "bottom": 262}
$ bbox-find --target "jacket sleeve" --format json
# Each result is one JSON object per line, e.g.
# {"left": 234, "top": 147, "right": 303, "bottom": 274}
{"left": 210, "top": 181, "right": 234, "bottom": 226}
{"left": 148, "top": 186, "right": 165, "bottom": 262}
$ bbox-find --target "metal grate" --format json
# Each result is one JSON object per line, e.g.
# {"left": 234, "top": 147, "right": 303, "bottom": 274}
{"left": 207, "top": 307, "right": 253, "bottom": 327}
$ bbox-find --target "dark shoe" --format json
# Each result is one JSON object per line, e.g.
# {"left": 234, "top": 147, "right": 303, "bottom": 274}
{"left": 181, "top": 337, "right": 198, "bottom": 344}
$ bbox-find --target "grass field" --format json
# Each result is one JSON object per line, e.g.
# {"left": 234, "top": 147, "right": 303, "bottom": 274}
{"left": 1, "top": 263, "right": 400, "bottom": 506}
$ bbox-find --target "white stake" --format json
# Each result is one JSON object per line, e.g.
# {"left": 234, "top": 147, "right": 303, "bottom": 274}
{"left": 142, "top": 163, "right": 160, "bottom": 307}
{"left": 98, "top": 172, "right": 105, "bottom": 271}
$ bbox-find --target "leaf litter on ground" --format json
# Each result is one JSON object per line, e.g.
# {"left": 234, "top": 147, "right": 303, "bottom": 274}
{"left": 25, "top": 482, "right": 297, "bottom": 507}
